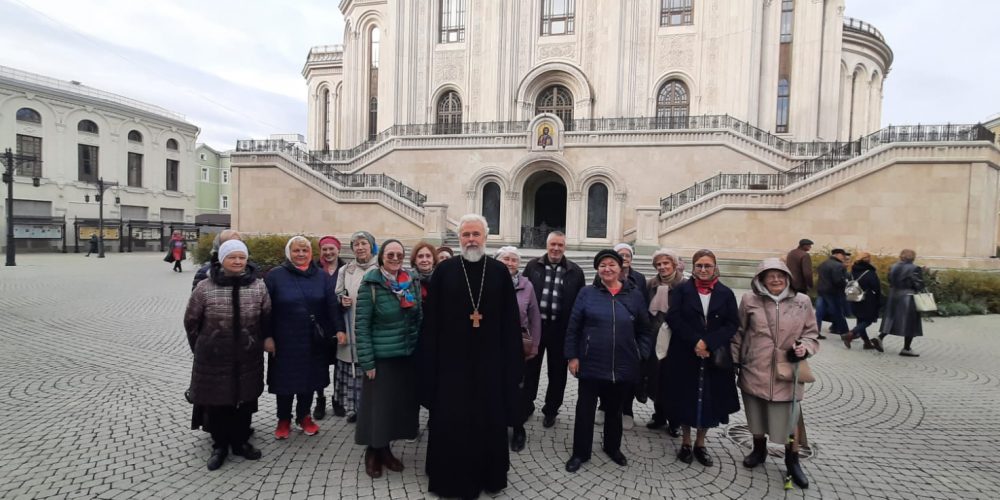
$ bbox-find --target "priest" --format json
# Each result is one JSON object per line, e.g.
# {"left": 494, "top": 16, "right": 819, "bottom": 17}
{"left": 420, "top": 213, "right": 524, "bottom": 499}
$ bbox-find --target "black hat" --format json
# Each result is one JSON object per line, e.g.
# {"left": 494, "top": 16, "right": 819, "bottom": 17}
{"left": 831, "top": 248, "right": 851, "bottom": 256}
{"left": 593, "top": 249, "right": 623, "bottom": 269}
{"left": 799, "top": 238, "right": 814, "bottom": 246}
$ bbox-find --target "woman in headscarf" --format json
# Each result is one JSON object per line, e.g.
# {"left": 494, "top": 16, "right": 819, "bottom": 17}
{"left": 733, "top": 258, "right": 819, "bottom": 489}
{"left": 645, "top": 248, "right": 686, "bottom": 437}
{"left": 264, "top": 236, "right": 343, "bottom": 440}
{"left": 334, "top": 231, "right": 379, "bottom": 423}
{"left": 354, "top": 239, "right": 423, "bottom": 478}
{"left": 877, "top": 249, "right": 925, "bottom": 356}
{"left": 314, "top": 235, "right": 346, "bottom": 420}
{"left": 165, "top": 230, "right": 187, "bottom": 272}
{"left": 662, "top": 249, "right": 740, "bottom": 467}
{"left": 184, "top": 240, "right": 269, "bottom": 470}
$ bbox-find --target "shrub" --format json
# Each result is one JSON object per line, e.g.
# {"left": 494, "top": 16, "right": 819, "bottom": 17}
{"left": 191, "top": 233, "right": 323, "bottom": 271}
{"left": 193, "top": 233, "right": 215, "bottom": 264}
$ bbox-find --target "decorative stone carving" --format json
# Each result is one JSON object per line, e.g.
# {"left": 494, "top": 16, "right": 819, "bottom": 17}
{"left": 657, "top": 34, "right": 695, "bottom": 70}
{"left": 434, "top": 52, "right": 464, "bottom": 83}
{"left": 568, "top": 191, "right": 582, "bottom": 202}
{"left": 614, "top": 191, "right": 627, "bottom": 202}
{"left": 538, "top": 43, "right": 575, "bottom": 60}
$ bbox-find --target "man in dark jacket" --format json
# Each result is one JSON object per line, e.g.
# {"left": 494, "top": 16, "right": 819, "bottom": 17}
{"left": 522, "top": 231, "right": 585, "bottom": 428}
{"left": 815, "top": 248, "right": 851, "bottom": 337}
{"left": 785, "top": 239, "right": 814, "bottom": 294}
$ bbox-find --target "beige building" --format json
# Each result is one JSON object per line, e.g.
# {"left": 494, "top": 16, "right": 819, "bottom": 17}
{"left": 232, "top": 0, "right": 999, "bottom": 268}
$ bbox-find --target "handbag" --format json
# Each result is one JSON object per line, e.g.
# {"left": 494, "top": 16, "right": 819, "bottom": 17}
{"left": 710, "top": 344, "right": 733, "bottom": 371}
{"left": 292, "top": 276, "right": 335, "bottom": 348}
{"left": 655, "top": 321, "right": 671, "bottom": 360}
{"left": 521, "top": 328, "right": 534, "bottom": 358}
{"left": 776, "top": 359, "right": 816, "bottom": 384}
{"left": 845, "top": 270, "right": 868, "bottom": 303}
{"left": 913, "top": 292, "right": 937, "bottom": 312}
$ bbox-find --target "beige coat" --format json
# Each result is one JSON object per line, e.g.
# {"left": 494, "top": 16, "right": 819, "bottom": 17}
{"left": 734, "top": 259, "right": 820, "bottom": 402}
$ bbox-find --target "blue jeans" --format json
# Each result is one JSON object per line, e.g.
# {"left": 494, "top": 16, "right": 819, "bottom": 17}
{"left": 816, "top": 294, "right": 849, "bottom": 334}
{"left": 852, "top": 319, "right": 874, "bottom": 340}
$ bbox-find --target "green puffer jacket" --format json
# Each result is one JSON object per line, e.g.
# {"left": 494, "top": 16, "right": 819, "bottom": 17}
{"left": 354, "top": 268, "right": 423, "bottom": 371}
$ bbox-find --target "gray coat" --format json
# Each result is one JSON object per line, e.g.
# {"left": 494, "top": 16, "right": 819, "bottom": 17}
{"left": 879, "top": 261, "right": 924, "bottom": 337}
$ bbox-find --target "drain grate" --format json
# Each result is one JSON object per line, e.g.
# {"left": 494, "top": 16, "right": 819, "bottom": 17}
{"left": 724, "top": 424, "right": 817, "bottom": 460}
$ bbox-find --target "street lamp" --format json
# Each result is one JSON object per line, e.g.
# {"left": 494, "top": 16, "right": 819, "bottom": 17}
{"left": 85, "top": 177, "right": 119, "bottom": 258}
{"left": 2, "top": 147, "right": 41, "bottom": 267}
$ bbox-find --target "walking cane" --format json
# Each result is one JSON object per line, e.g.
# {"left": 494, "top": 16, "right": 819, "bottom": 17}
{"left": 784, "top": 343, "right": 802, "bottom": 491}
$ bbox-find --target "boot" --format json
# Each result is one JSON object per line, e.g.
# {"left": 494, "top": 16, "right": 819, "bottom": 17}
{"left": 332, "top": 401, "right": 346, "bottom": 417}
{"left": 785, "top": 447, "right": 809, "bottom": 489}
{"left": 207, "top": 447, "right": 228, "bottom": 471}
{"left": 365, "top": 447, "right": 383, "bottom": 478}
{"left": 381, "top": 446, "right": 404, "bottom": 472}
{"left": 742, "top": 437, "right": 768, "bottom": 468}
{"left": 313, "top": 395, "right": 326, "bottom": 420}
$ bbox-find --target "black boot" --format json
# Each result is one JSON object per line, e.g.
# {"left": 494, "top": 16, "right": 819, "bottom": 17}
{"left": 331, "top": 401, "right": 346, "bottom": 417}
{"left": 313, "top": 395, "right": 326, "bottom": 420}
{"left": 785, "top": 447, "right": 809, "bottom": 489}
{"left": 743, "top": 437, "right": 768, "bottom": 468}
{"left": 510, "top": 426, "right": 526, "bottom": 452}
{"left": 207, "top": 447, "right": 228, "bottom": 471}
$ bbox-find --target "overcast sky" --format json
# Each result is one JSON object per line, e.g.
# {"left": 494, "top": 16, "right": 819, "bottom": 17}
{"left": 2, "top": 0, "right": 997, "bottom": 151}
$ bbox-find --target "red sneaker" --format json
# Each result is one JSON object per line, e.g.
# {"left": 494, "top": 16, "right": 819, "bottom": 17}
{"left": 299, "top": 416, "right": 320, "bottom": 436}
{"left": 275, "top": 419, "right": 291, "bottom": 440}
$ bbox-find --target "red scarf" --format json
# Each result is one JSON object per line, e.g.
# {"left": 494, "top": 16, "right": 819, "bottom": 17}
{"left": 695, "top": 277, "right": 718, "bottom": 295}
{"left": 384, "top": 269, "right": 416, "bottom": 309}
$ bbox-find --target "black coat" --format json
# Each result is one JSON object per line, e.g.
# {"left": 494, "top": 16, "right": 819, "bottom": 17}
{"left": 850, "top": 261, "right": 882, "bottom": 322}
{"left": 523, "top": 255, "right": 586, "bottom": 335}
{"left": 880, "top": 261, "right": 924, "bottom": 337}
{"left": 661, "top": 279, "right": 740, "bottom": 428}
{"left": 817, "top": 257, "right": 848, "bottom": 296}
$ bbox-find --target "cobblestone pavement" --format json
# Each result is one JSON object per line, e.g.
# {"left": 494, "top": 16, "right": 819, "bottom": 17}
{"left": 2, "top": 253, "right": 999, "bottom": 499}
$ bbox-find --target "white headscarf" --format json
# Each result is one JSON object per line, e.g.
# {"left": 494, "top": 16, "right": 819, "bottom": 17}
{"left": 218, "top": 240, "right": 248, "bottom": 262}
{"left": 284, "top": 235, "right": 312, "bottom": 261}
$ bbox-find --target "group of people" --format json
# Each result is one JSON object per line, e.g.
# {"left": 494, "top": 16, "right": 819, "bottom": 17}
{"left": 182, "top": 218, "right": 930, "bottom": 497}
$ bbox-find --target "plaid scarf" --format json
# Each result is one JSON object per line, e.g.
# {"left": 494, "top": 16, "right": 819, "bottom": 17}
{"left": 539, "top": 259, "right": 566, "bottom": 321}
{"left": 381, "top": 268, "right": 415, "bottom": 308}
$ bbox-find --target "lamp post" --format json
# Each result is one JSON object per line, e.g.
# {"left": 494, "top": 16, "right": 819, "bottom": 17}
{"left": 86, "top": 177, "right": 119, "bottom": 258}
{"left": 3, "top": 148, "right": 40, "bottom": 267}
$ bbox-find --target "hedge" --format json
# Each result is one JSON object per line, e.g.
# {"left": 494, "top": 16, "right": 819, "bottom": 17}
{"left": 193, "top": 234, "right": 323, "bottom": 270}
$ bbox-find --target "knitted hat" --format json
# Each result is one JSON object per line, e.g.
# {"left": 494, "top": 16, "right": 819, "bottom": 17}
{"left": 613, "top": 242, "right": 634, "bottom": 256}
{"left": 350, "top": 231, "right": 378, "bottom": 254}
{"left": 218, "top": 240, "right": 248, "bottom": 262}
{"left": 319, "top": 235, "right": 341, "bottom": 250}
{"left": 593, "top": 249, "right": 623, "bottom": 269}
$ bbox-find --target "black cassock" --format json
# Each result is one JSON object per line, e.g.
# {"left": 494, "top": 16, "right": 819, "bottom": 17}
{"left": 420, "top": 256, "right": 524, "bottom": 498}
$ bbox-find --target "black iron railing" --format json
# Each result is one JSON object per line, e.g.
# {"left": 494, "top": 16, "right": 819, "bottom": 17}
{"left": 843, "top": 17, "right": 885, "bottom": 42}
{"left": 659, "top": 124, "right": 996, "bottom": 213}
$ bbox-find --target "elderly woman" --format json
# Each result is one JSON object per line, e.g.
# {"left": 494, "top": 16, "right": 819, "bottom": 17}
{"left": 165, "top": 230, "right": 187, "bottom": 272}
{"left": 733, "top": 258, "right": 819, "bottom": 489}
{"left": 662, "top": 249, "right": 740, "bottom": 467}
{"left": 354, "top": 239, "right": 423, "bottom": 478}
{"left": 644, "top": 248, "right": 686, "bottom": 437}
{"left": 314, "top": 235, "right": 346, "bottom": 420}
{"left": 184, "top": 240, "right": 270, "bottom": 470}
{"left": 495, "top": 246, "right": 542, "bottom": 453}
{"left": 878, "top": 249, "right": 925, "bottom": 356}
{"left": 410, "top": 241, "right": 437, "bottom": 301}
{"left": 435, "top": 246, "right": 454, "bottom": 266}
{"left": 334, "top": 231, "right": 379, "bottom": 423}
{"left": 264, "top": 236, "right": 343, "bottom": 440}
{"left": 564, "top": 250, "right": 653, "bottom": 473}
{"left": 846, "top": 251, "right": 883, "bottom": 351}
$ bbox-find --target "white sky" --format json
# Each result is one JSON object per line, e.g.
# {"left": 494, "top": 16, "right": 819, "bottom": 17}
{"left": 2, "top": 0, "right": 997, "bottom": 151}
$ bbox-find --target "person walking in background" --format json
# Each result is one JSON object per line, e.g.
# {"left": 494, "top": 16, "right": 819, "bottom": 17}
{"left": 815, "top": 249, "right": 851, "bottom": 339}
{"left": 334, "top": 231, "right": 380, "bottom": 423}
{"left": 165, "top": 230, "right": 188, "bottom": 272}
{"left": 86, "top": 234, "right": 98, "bottom": 257}
{"left": 785, "top": 239, "right": 814, "bottom": 295}
{"left": 878, "top": 249, "right": 925, "bottom": 357}
{"left": 846, "top": 251, "right": 883, "bottom": 351}
{"left": 645, "top": 248, "right": 686, "bottom": 438}
{"left": 314, "top": 235, "right": 346, "bottom": 420}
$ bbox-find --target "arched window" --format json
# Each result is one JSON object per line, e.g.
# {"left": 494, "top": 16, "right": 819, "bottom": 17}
{"left": 482, "top": 182, "right": 501, "bottom": 235}
{"left": 166, "top": 138, "right": 179, "bottom": 150}
{"left": 368, "top": 27, "right": 381, "bottom": 141}
{"left": 16, "top": 107, "right": 41, "bottom": 124}
{"left": 78, "top": 120, "right": 99, "bottom": 134}
{"left": 656, "top": 80, "right": 689, "bottom": 129}
{"left": 586, "top": 182, "right": 609, "bottom": 238}
{"left": 776, "top": 79, "right": 790, "bottom": 133}
{"left": 436, "top": 91, "right": 462, "bottom": 134}
{"left": 536, "top": 85, "right": 573, "bottom": 130}
{"left": 128, "top": 130, "right": 143, "bottom": 143}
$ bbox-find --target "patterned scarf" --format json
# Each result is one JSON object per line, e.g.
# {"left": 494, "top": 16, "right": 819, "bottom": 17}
{"left": 381, "top": 268, "right": 415, "bottom": 308}
{"left": 539, "top": 258, "right": 566, "bottom": 321}
{"left": 695, "top": 277, "right": 719, "bottom": 295}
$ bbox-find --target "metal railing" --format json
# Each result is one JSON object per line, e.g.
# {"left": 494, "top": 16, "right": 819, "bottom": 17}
{"left": 843, "top": 17, "right": 885, "bottom": 42}
{"left": 660, "top": 124, "right": 996, "bottom": 213}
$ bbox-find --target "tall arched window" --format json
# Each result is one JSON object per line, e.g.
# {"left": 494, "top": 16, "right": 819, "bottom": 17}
{"left": 128, "top": 130, "right": 143, "bottom": 143}
{"left": 78, "top": 119, "right": 99, "bottom": 134}
{"left": 776, "top": 78, "right": 790, "bottom": 133}
{"left": 482, "top": 182, "right": 501, "bottom": 235}
{"left": 586, "top": 182, "right": 609, "bottom": 238}
{"left": 368, "top": 27, "right": 381, "bottom": 141}
{"left": 321, "top": 88, "right": 331, "bottom": 150}
{"left": 436, "top": 91, "right": 462, "bottom": 134}
{"left": 656, "top": 80, "right": 689, "bottom": 129}
{"left": 16, "top": 108, "right": 41, "bottom": 123}
{"left": 166, "top": 138, "right": 179, "bottom": 150}
{"left": 536, "top": 85, "right": 573, "bottom": 130}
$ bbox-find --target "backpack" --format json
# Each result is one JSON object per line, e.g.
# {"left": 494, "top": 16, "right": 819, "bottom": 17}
{"left": 845, "top": 270, "right": 868, "bottom": 302}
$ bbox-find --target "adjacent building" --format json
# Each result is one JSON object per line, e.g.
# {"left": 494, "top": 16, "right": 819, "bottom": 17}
{"left": 195, "top": 144, "right": 232, "bottom": 224}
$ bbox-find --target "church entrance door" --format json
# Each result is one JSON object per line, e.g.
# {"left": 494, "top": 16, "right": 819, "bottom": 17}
{"left": 521, "top": 170, "right": 567, "bottom": 248}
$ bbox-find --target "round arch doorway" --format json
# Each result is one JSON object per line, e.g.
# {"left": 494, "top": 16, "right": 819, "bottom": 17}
{"left": 521, "top": 170, "right": 567, "bottom": 248}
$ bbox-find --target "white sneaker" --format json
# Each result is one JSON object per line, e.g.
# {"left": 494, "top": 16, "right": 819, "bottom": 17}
{"left": 622, "top": 415, "right": 634, "bottom": 430}
{"left": 595, "top": 410, "right": 605, "bottom": 425}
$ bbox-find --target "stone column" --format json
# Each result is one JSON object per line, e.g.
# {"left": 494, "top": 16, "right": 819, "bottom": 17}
{"left": 504, "top": 190, "right": 521, "bottom": 244}
{"left": 566, "top": 191, "right": 582, "bottom": 248}
{"left": 965, "top": 163, "right": 999, "bottom": 258}
{"left": 422, "top": 202, "right": 449, "bottom": 246}
{"left": 634, "top": 206, "right": 661, "bottom": 254}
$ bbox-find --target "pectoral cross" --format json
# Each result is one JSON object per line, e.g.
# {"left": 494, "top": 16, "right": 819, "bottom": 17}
{"left": 470, "top": 309, "right": 483, "bottom": 328}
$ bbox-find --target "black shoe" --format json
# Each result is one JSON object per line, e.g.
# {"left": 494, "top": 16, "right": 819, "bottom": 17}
{"left": 817, "top": 334, "right": 828, "bottom": 340}
{"left": 666, "top": 424, "right": 681, "bottom": 438}
{"left": 565, "top": 455, "right": 587, "bottom": 473}
{"left": 869, "top": 338, "right": 885, "bottom": 353}
{"left": 604, "top": 448, "right": 627, "bottom": 466}
{"left": 785, "top": 450, "right": 809, "bottom": 488}
{"left": 231, "top": 442, "right": 262, "bottom": 460}
{"left": 645, "top": 419, "right": 666, "bottom": 430}
{"left": 693, "top": 446, "right": 713, "bottom": 467}
{"left": 510, "top": 427, "right": 526, "bottom": 452}
{"left": 677, "top": 444, "right": 693, "bottom": 464}
{"left": 542, "top": 415, "right": 556, "bottom": 428}
{"left": 313, "top": 396, "right": 326, "bottom": 420}
{"left": 346, "top": 412, "right": 358, "bottom": 423}
{"left": 332, "top": 401, "right": 346, "bottom": 417}
{"left": 207, "top": 447, "right": 228, "bottom": 471}
{"left": 742, "top": 438, "right": 767, "bottom": 468}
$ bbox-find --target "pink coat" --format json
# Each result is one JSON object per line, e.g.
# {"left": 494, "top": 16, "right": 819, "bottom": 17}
{"left": 514, "top": 274, "right": 542, "bottom": 359}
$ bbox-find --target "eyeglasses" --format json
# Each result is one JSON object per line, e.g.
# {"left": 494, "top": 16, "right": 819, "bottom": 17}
{"left": 694, "top": 264, "right": 715, "bottom": 269}
{"left": 384, "top": 252, "right": 404, "bottom": 260}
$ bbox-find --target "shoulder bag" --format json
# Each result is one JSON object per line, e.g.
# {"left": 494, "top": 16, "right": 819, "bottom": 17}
{"left": 913, "top": 292, "right": 937, "bottom": 312}
{"left": 845, "top": 270, "right": 869, "bottom": 303}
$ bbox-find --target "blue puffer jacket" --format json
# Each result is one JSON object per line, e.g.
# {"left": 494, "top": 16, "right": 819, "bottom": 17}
{"left": 565, "top": 280, "right": 654, "bottom": 384}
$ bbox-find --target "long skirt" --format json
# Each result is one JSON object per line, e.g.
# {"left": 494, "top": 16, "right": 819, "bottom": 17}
{"left": 743, "top": 393, "right": 798, "bottom": 444}
{"left": 355, "top": 356, "right": 419, "bottom": 448}
{"left": 334, "top": 359, "right": 363, "bottom": 414}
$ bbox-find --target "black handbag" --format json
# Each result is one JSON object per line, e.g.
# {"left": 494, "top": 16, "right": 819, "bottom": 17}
{"left": 710, "top": 344, "right": 733, "bottom": 371}
{"left": 292, "top": 277, "right": 335, "bottom": 349}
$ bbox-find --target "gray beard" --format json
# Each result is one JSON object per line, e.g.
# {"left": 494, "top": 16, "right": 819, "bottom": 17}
{"left": 462, "top": 246, "right": 485, "bottom": 262}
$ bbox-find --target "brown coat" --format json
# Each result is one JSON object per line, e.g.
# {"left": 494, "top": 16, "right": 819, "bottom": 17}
{"left": 785, "top": 247, "right": 813, "bottom": 293}
{"left": 184, "top": 264, "right": 271, "bottom": 406}
{"left": 734, "top": 260, "right": 820, "bottom": 402}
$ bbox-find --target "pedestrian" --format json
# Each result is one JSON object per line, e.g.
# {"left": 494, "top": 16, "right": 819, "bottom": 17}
{"left": 522, "top": 231, "right": 585, "bottom": 428}
{"left": 846, "top": 251, "right": 882, "bottom": 351}
{"left": 264, "top": 236, "right": 343, "bottom": 440}
{"left": 419, "top": 214, "right": 523, "bottom": 498}
{"left": 86, "top": 234, "right": 98, "bottom": 257}
{"left": 644, "top": 248, "right": 686, "bottom": 438}
{"left": 184, "top": 240, "right": 270, "bottom": 471}
{"left": 334, "top": 231, "right": 379, "bottom": 423}
{"left": 734, "top": 258, "right": 819, "bottom": 489}
{"left": 564, "top": 249, "right": 654, "bottom": 473}
{"left": 314, "top": 235, "right": 346, "bottom": 420}
{"left": 435, "top": 246, "right": 454, "bottom": 265}
{"left": 815, "top": 249, "right": 851, "bottom": 338}
{"left": 354, "top": 239, "right": 423, "bottom": 478}
{"left": 494, "top": 246, "right": 542, "bottom": 453}
{"left": 165, "top": 230, "right": 188, "bottom": 272}
{"left": 662, "top": 249, "right": 740, "bottom": 467}
{"left": 785, "top": 239, "right": 814, "bottom": 294}
{"left": 193, "top": 230, "right": 242, "bottom": 290}
{"left": 409, "top": 241, "right": 437, "bottom": 301}
{"left": 877, "top": 249, "right": 925, "bottom": 357}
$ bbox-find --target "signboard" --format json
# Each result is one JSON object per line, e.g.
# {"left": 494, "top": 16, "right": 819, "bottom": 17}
{"left": 182, "top": 229, "right": 199, "bottom": 241}
{"left": 78, "top": 226, "right": 120, "bottom": 240}
{"left": 131, "top": 227, "right": 163, "bottom": 241}
{"left": 14, "top": 224, "right": 63, "bottom": 239}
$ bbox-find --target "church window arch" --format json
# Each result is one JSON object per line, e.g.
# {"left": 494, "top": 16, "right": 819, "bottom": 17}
{"left": 656, "top": 80, "right": 689, "bottom": 129}
{"left": 586, "top": 182, "right": 609, "bottom": 239}
{"left": 481, "top": 181, "right": 501, "bottom": 235}
{"left": 536, "top": 85, "right": 573, "bottom": 129}
{"left": 436, "top": 91, "right": 462, "bottom": 134}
